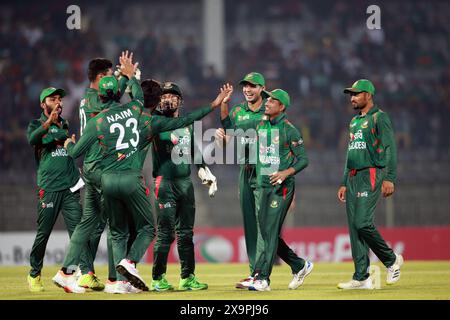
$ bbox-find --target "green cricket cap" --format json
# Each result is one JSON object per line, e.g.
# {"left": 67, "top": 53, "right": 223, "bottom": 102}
{"left": 264, "top": 89, "right": 290, "bottom": 108}
{"left": 161, "top": 81, "right": 183, "bottom": 98}
{"left": 39, "top": 87, "right": 66, "bottom": 103}
{"left": 343, "top": 79, "right": 375, "bottom": 95}
{"left": 98, "top": 76, "right": 119, "bottom": 96}
{"left": 239, "top": 72, "right": 265, "bottom": 86}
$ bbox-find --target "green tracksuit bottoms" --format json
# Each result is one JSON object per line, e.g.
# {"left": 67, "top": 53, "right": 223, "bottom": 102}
{"left": 240, "top": 166, "right": 304, "bottom": 278}
{"left": 253, "top": 179, "right": 305, "bottom": 281}
{"left": 345, "top": 167, "right": 396, "bottom": 281}
{"left": 62, "top": 179, "right": 106, "bottom": 274}
{"left": 152, "top": 176, "right": 196, "bottom": 280}
{"left": 101, "top": 171, "right": 155, "bottom": 281}
{"left": 29, "top": 189, "right": 90, "bottom": 277}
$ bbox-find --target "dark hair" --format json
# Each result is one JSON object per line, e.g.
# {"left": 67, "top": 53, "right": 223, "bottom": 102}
{"left": 99, "top": 89, "right": 121, "bottom": 103}
{"left": 141, "top": 79, "right": 162, "bottom": 110}
{"left": 88, "top": 58, "right": 113, "bottom": 82}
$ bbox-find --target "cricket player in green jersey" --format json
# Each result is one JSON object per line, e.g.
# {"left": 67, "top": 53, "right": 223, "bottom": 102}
{"left": 57, "top": 54, "right": 136, "bottom": 294}
{"left": 217, "top": 72, "right": 267, "bottom": 288}
{"left": 337, "top": 79, "right": 403, "bottom": 290}
{"left": 26, "top": 87, "right": 90, "bottom": 293}
{"left": 60, "top": 58, "right": 116, "bottom": 292}
{"left": 218, "top": 73, "right": 307, "bottom": 289}
{"left": 60, "top": 67, "right": 231, "bottom": 292}
{"left": 149, "top": 82, "right": 216, "bottom": 292}
{"left": 247, "top": 89, "right": 313, "bottom": 292}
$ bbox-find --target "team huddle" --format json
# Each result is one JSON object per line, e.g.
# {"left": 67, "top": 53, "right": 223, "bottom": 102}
{"left": 26, "top": 50, "right": 403, "bottom": 294}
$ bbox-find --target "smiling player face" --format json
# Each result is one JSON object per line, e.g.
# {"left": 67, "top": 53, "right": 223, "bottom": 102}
{"left": 264, "top": 97, "right": 284, "bottom": 118}
{"left": 242, "top": 83, "right": 264, "bottom": 103}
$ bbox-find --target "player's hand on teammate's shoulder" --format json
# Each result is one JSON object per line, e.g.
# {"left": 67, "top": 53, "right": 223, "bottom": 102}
{"left": 64, "top": 134, "right": 76, "bottom": 149}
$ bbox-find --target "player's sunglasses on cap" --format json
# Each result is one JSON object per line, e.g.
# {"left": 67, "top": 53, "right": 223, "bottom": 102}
{"left": 263, "top": 89, "right": 291, "bottom": 108}
{"left": 343, "top": 79, "right": 375, "bottom": 95}
{"left": 40, "top": 87, "right": 66, "bottom": 103}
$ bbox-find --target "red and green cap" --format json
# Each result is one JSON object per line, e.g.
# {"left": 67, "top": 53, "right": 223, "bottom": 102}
{"left": 343, "top": 79, "right": 375, "bottom": 95}
{"left": 98, "top": 75, "right": 119, "bottom": 96}
{"left": 39, "top": 87, "right": 66, "bottom": 103}
{"left": 264, "top": 89, "right": 290, "bottom": 108}
{"left": 239, "top": 72, "right": 265, "bottom": 86}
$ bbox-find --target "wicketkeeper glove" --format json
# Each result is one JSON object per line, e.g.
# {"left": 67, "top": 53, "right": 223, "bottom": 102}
{"left": 198, "top": 166, "right": 218, "bottom": 197}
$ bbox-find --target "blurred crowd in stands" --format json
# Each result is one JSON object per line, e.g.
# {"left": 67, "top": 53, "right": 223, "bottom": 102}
{"left": 1, "top": 0, "right": 449, "bottom": 179}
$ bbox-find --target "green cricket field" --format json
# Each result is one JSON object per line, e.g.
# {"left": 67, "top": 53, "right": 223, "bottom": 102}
{"left": 1, "top": 261, "right": 449, "bottom": 300}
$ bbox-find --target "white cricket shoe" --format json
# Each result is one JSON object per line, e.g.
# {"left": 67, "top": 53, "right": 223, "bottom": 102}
{"left": 126, "top": 281, "right": 142, "bottom": 293}
{"left": 288, "top": 261, "right": 314, "bottom": 289}
{"left": 104, "top": 280, "right": 141, "bottom": 294}
{"left": 235, "top": 275, "right": 254, "bottom": 289}
{"left": 104, "top": 280, "right": 119, "bottom": 294}
{"left": 337, "top": 277, "right": 374, "bottom": 290}
{"left": 249, "top": 279, "right": 271, "bottom": 292}
{"left": 116, "top": 259, "right": 148, "bottom": 291}
{"left": 52, "top": 270, "right": 86, "bottom": 293}
{"left": 386, "top": 254, "right": 404, "bottom": 285}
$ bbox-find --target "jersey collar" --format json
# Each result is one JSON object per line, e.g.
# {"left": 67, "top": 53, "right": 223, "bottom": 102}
{"left": 244, "top": 98, "right": 266, "bottom": 113}
{"left": 359, "top": 105, "right": 379, "bottom": 117}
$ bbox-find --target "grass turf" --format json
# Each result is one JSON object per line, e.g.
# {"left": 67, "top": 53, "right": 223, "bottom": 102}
{"left": 2, "top": 261, "right": 450, "bottom": 300}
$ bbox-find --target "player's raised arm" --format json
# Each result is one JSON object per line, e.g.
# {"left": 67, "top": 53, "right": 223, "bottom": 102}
{"left": 220, "top": 83, "right": 233, "bottom": 122}
{"left": 119, "top": 50, "right": 143, "bottom": 107}
{"left": 145, "top": 83, "right": 232, "bottom": 138}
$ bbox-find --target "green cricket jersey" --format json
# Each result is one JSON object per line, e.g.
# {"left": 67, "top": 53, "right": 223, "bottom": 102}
{"left": 221, "top": 100, "right": 266, "bottom": 165}
{"left": 79, "top": 77, "right": 129, "bottom": 180}
{"left": 67, "top": 77, "right": 144, "bottom": 172}
{"left": 151, "top": 124, "right": 205, "bottom": 179}
{"left": 27, "top": 114, "right": 80, "bottom": 192}
{"left": 255, "top": 113, "right": 308, "bottom": 188}
{"left": 68, "top": 75, "right": 214, "bottom": 173}
{"left": 138, "top": 109, "right": 213, "bottom": 171}
{"left": 341, "top": 106, "right": 397, "bottom": 186}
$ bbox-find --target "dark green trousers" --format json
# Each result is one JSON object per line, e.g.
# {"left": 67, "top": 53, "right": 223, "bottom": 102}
{"left": 345, "top": 167, "right": 396, "bottom": 281}
{"left": 106, "top": 213, "right": 137, "bottom": 280}
{"left": 62, "top": 176, "right": 106, "bottom": 274}
{"left": 29, "top": 188, "right": 90, "bottom": 277}
{"left": 239, "top": 166, "right": 304, "bottom": 277}
{"left": 102, "top": 171, "right": 155, "bottom": 281}
{"left": 152, "top": 176, "right": 195, "bottom": 280}
{"left": 254, "top": 179, "right": 305, "bottom": 281}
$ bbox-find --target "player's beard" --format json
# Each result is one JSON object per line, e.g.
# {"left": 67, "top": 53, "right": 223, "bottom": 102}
{"left": 352, "top": 102, "right": 365, "bottom": 110}
{"left": 44, "top": 103, "right": 62, "bottom": 116}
